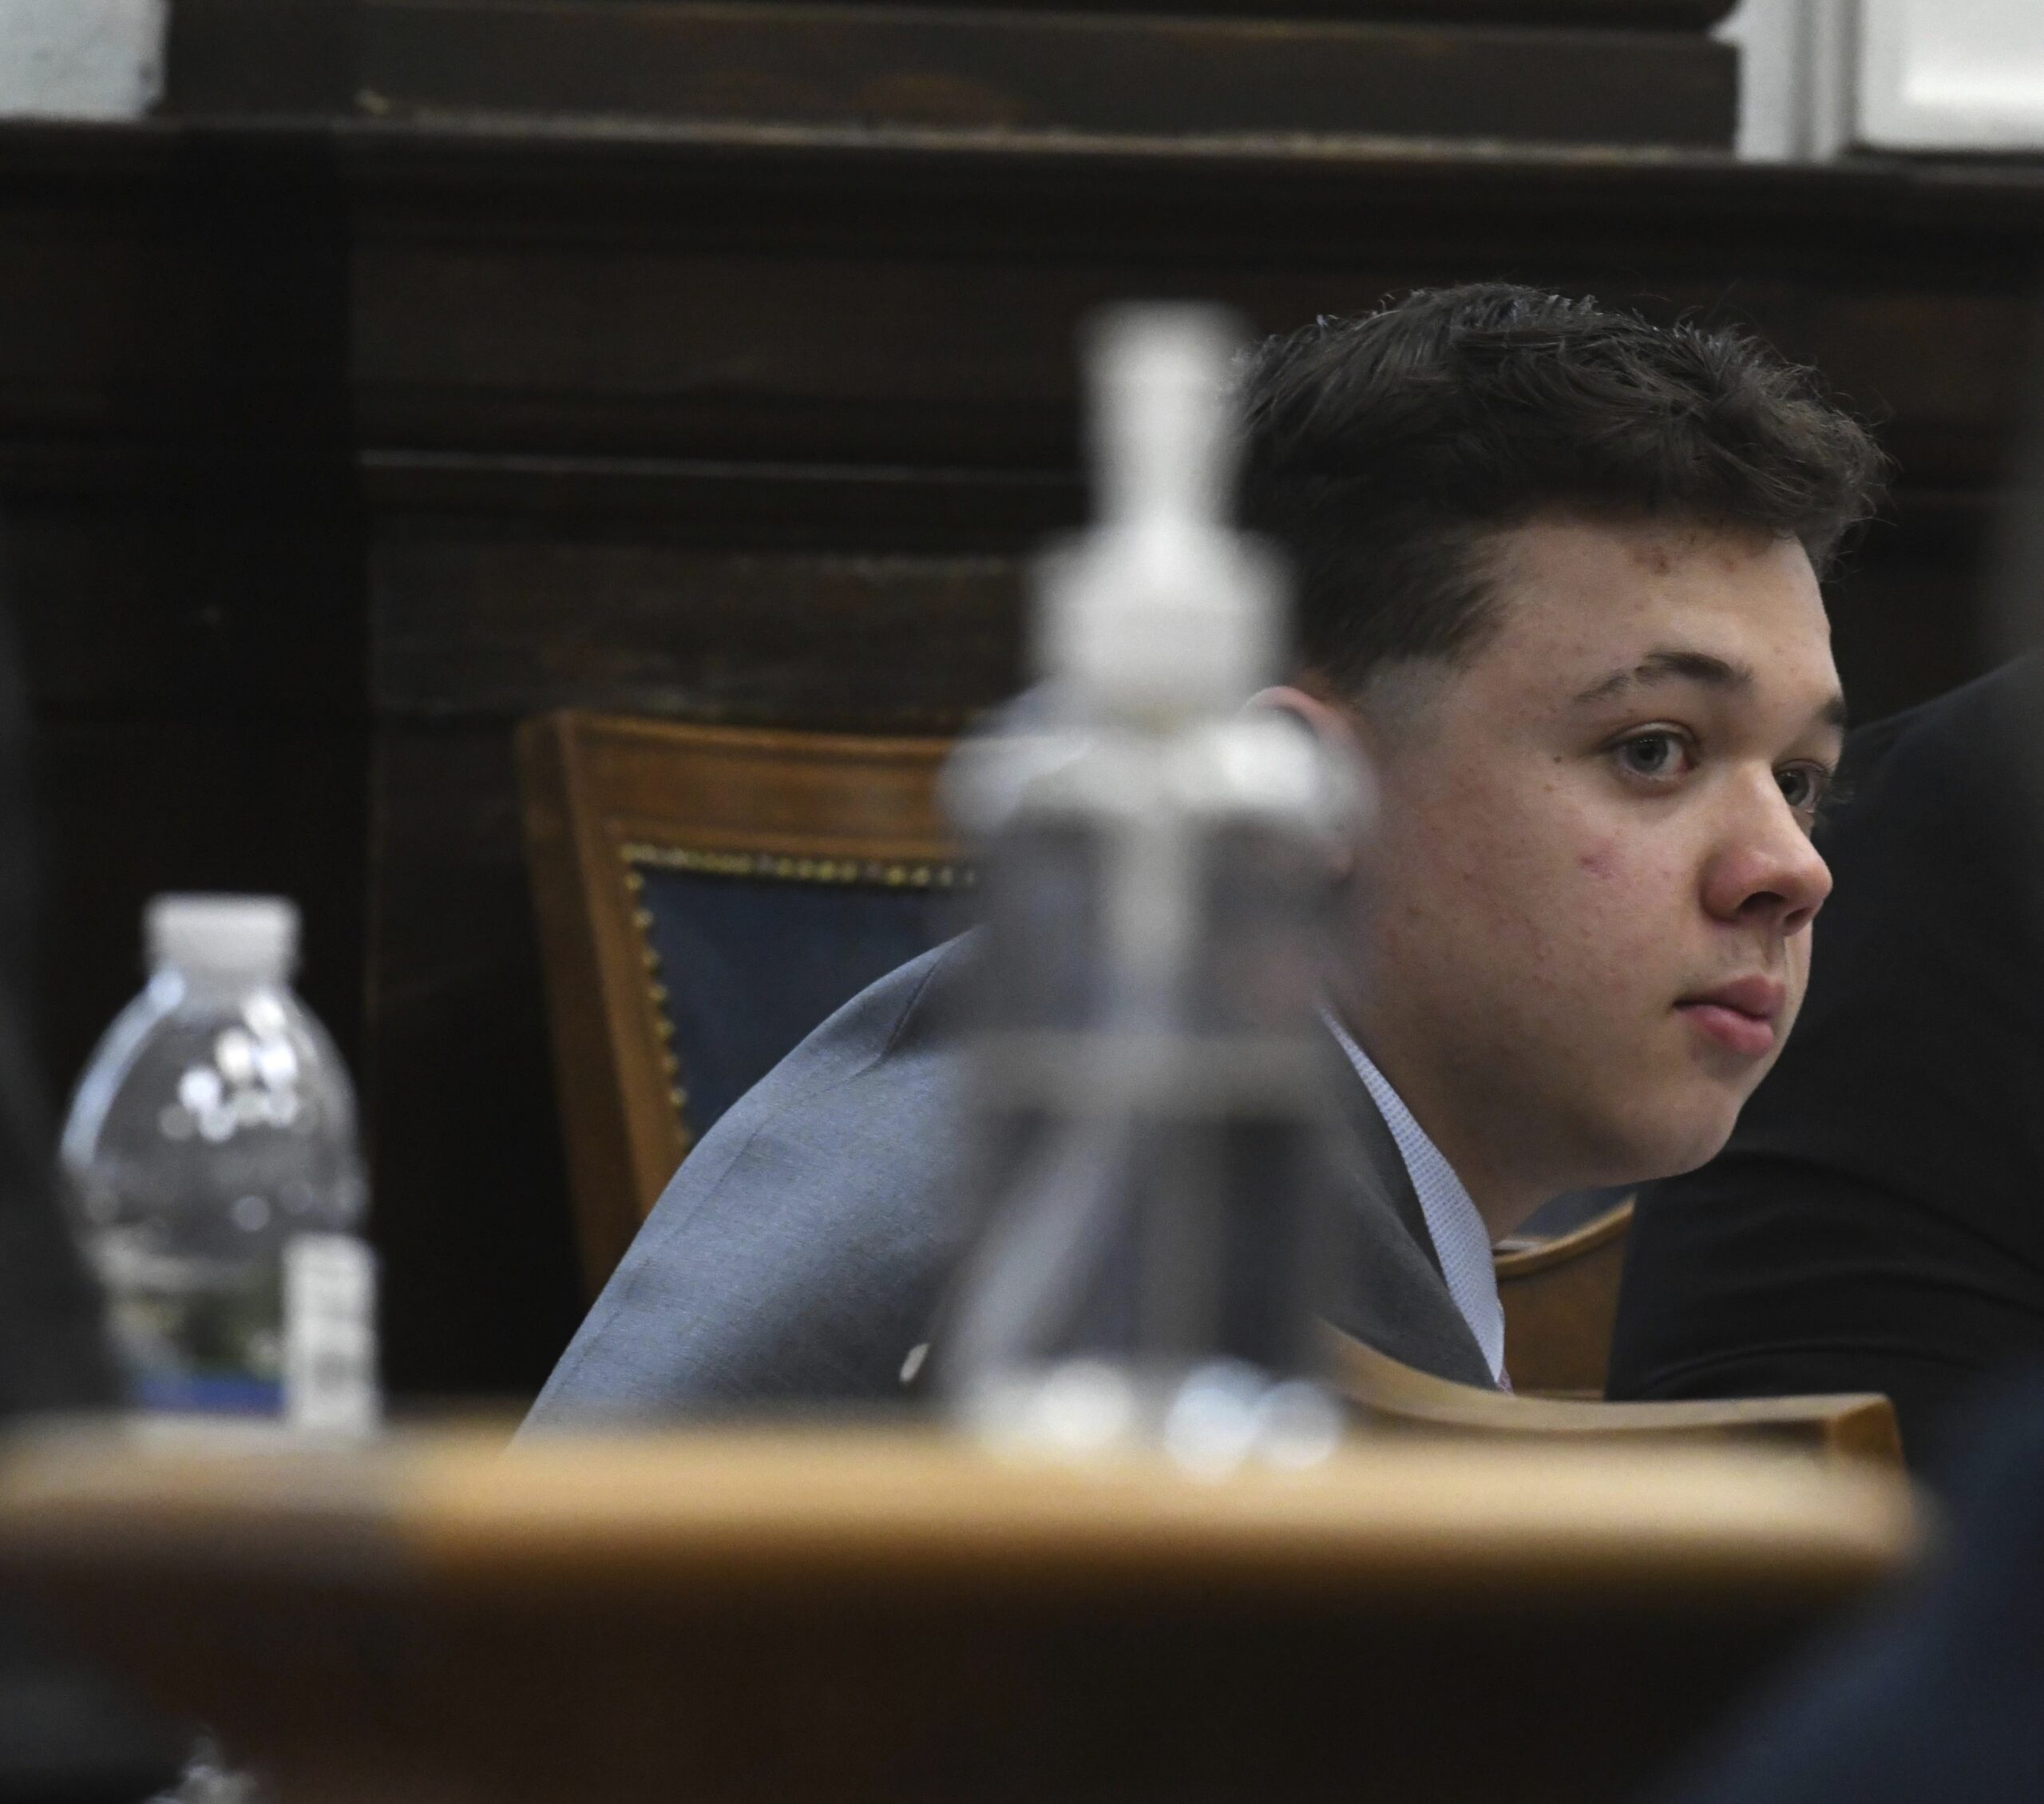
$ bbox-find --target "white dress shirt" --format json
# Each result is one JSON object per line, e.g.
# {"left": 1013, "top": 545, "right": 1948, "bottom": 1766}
{"left": 1322, "top": 1011, "right": 1508, "bottom": 1387}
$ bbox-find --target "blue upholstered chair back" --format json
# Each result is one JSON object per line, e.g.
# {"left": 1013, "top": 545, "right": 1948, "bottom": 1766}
{"left": 518, "top": 712, "right": 966, "bottom": 1293}
{"left": 628, "top": 850, "right": 969, "bottom": 1146}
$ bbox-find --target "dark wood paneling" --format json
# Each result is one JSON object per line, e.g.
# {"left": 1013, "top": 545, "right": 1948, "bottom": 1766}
{"left": 1826, "top": 494, "right": 1998, "bottom": 728}
{"left": 31, "top": 717, "right": 366, "bottom": 1120}
{"left": 339, "top": 131, "right": 2044, "bottom": 487}
{"left": 366, "top": 724, "right": 580, "bottom": 1393}
{"left": 169, "top": 0, "right": 1735, "bottom": 148}
{"left": 753, "top": 0, "right": 1741, "bottom": 19}
{"left": 176, "top": 0, "right": 1741, "bottom": 39}
{"left": 373, "top": 536, "right": 1023, "bottom": 725}
{"left": 5, "top": 486, "right": 364, "bottom": 719}
{"left": 362, "top": 453, "right": 1078, "bottom": 549}
{"left": 360, "top": 5, "right": 1735, "bottom": 145}
{"left": 361, "top": 481, "right": 1998, "bottom": 738}
{"left": 628, "top": 0, "right": 1742, "bottom": 22}
{"left": 166, "top": 1, "right": 361, "bottom": 116}
{"left": 0, "top": 128, "right": 369, "bottom": 1110}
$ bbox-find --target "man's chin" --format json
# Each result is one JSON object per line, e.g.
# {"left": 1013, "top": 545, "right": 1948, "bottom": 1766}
{"left": 1583, "top": 1096, "right": 1742, "bottom": 1191}
{"left": 1646, "top": 1118, "right": 1743, "bottom": 1184}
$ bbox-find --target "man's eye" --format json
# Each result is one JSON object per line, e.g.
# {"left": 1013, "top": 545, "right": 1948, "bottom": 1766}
{"left": 1777, "top": 763, "right": 1832, "bottom": 815}
{"left": 1614, "top": 732, "right": 1690, "bottom": 780}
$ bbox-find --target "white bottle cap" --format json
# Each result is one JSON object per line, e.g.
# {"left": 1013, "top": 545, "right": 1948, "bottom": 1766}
{"left": 1035, "top": 303, "right": 1282, "bottom": 720}
{"left": 146, "top": 894, "right": 299, "bottom": 981}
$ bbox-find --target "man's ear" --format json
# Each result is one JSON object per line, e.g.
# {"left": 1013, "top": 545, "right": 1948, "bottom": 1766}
{"left": 1246, "top": 684, "right": 1369, "bottom": 759}
{"left": 1246, "top": 684, "right": 1370, "bottom": 881}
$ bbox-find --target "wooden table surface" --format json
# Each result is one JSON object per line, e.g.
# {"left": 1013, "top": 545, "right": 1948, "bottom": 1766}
{"left": 0, "top": 1423, "right": 1921, "bottom": 1804}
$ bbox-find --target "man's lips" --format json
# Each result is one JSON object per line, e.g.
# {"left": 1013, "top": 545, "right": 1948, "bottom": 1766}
{"left": 1675, "top": 976, "right": 1787, "bottom": 1059}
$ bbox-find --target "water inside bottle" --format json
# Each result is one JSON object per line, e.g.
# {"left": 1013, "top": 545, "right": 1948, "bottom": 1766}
{"left": 89, "top": 1231, "right": 283, "bottom": 1413}
{"left": 62, "top": 901, "right": 373, "bottom": 1426}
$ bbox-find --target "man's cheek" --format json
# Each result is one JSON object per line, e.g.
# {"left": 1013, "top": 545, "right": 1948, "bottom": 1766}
{"left": 1574, "top": 835, "right": 1625, "bottom": 882}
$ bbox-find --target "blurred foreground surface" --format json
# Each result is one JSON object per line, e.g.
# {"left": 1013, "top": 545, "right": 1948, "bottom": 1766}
{"left": 1655, "top": 1363, "right": 2044, "bottom": 1804}
{"left": 0, "top": 1422, "right": 1916, "bottom": 1804}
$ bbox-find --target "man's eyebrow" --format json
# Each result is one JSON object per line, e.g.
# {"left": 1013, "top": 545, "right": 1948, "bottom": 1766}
{"left": 1572, "top": 647, "right": 1848, "bottom": 736}
{"left": 1571, "top": 648, "right": 1754, "bottom": 707}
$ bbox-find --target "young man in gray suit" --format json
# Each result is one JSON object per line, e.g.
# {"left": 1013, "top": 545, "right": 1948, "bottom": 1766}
{"left": 529, "top": 283, "right": 1883, "bottom": 1421}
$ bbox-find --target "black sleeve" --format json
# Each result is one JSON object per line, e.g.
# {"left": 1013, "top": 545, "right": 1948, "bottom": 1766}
{"left": 0, "top": 579, "right": 182, "bottom": 1797}
{"left": 1607, "top": 660, "right": 2044, "bottom": 1474}
{"left": 0, "top": 595, "right": 110, "bottom": 1417}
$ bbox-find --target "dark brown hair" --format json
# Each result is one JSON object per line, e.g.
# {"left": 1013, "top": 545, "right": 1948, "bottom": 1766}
{"left": 1238, "top": 283, "right": 1888, "bottom": 698}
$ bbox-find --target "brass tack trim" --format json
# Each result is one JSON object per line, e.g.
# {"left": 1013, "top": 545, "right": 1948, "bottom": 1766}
{"left": 622, "top": 843, "right": 973, "bottom": 890}
{"left": 619, "top": 841, "right": 975, "bottom": 1140}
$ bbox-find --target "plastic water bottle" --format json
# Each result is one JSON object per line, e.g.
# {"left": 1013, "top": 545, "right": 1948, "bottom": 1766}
{"left": 61, "top": 895, "right": 377, "bottom": 1434}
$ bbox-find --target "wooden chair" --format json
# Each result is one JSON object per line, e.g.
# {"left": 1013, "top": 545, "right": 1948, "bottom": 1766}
{"left": 1495, "top": 1195, "right": 1635, "bottom": 1397}
{"left": 517, "top": 711, "right": 964, "bottom": 1295}
{"left": 1326, "top": 1326, "right": 1903, "bottom": 1469}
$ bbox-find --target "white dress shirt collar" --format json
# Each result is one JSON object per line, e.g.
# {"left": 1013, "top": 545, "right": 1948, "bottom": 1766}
{"left": 1321, "top": 1010, "right": 1507, "bottom": 1387}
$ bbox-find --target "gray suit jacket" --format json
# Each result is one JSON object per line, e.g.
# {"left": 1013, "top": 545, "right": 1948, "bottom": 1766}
{"left": 529, "top": 938, "right": 1493, "bottom": 1425}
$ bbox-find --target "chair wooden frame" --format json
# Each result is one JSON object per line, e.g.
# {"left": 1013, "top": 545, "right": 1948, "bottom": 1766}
{"left": 1494, "top": 1196, "right": 1635, "bottom": 1397}
{"left": 1325, "top": 1326, "right": 1903, "bottom": 1468}
{"left": 517, "top": 711, "right": 960, "bottom": 1295}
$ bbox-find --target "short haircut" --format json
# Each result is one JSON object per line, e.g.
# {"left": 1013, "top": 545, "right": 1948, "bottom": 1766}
{"left": 1238, "top": 283, "right": 1888, "bottom": 699}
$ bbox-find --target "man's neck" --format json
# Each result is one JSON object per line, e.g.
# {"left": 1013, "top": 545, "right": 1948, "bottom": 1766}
{"left": 1325, "top": 1001, "right": 1552, "bottom": 1243}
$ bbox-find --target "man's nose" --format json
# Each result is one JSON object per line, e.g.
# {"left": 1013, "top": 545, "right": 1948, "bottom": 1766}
{"left": 1702, "top": 777, "right": 1834, "bottom": 934}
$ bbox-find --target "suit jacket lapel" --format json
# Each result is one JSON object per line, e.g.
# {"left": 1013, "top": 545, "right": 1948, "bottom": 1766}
{"left": 1336, "top": 1057, "right": 1443, "bottom": 1281}
{"left": 1321, "top": 1033, "right": 1498, "bottom": 1390}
